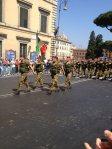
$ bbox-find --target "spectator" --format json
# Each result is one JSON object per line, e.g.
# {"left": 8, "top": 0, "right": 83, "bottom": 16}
{"left": 15, "top": 59, "right": 19, "bottom": 73}
{"left": 84, "top": 130, "right": 112, "bottom": 149}
{"left": 45, "top": 60, "right": 51, "bottom": 74}
{"left": 10, "top": 59, "right": 16, "bottom": 74}
{"left": 0, "top": 58, "right": 3, "bottom": 76}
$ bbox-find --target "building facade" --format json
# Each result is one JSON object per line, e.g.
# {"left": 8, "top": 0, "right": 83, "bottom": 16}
{"left": 73, "top": 49, "right": 87, "bottom": 61}
{"left": 55, "top": 34, "right": 73, "bottom": 59}
{"left": 0, "top": 0, "right": 57, "bottom": 60}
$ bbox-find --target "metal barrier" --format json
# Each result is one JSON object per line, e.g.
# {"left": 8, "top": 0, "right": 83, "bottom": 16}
{"left": 0, "top": 64, "right": 18, "bottom": 77}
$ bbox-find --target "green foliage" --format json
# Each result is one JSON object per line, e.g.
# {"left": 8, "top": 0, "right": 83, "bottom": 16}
{"left": 86, "top": 31, "right": 103, "bottom": 59}
{"left": 94, "top": 11, "right": 112, "bottom": 32}
{"left": 101, "top": 41, "right": 112, "bottom": 51}
{"left": 95, "top": 34, "right": 103, "bottom": 58}
{"left": 86, "top": 31, "right": 96, "bottom": 59}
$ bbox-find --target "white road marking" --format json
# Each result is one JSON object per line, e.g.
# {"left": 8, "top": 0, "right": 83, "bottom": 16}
{"left": 0, "top": 79, "right": 90, "bottom": 99}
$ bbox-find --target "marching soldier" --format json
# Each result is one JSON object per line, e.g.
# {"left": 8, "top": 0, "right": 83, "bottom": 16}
{"left": 13, "top": 57, "right": 31, "bottom": 94}
{"left": 34, "top": 57, "right": 44, "bottom": 88}
{"left": 87, "top": 60, "right": 93, "bottom": 78}
{"left": 49, "top": 56, "right": 61, "bottom": 93}
{"left": 108, "top": 60, "right": 112, "bottom": 79}
{"left": 63, "top": 57, "right": 74, "bottom": 89}
{"left": 75, "top": 61, "right": 81, "bottom": 77}
{"left": 80, "top": 60, "right": 87, "bottom": 77}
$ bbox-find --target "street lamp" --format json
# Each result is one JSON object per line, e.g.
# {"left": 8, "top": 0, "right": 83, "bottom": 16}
{"left": 54, "top": 0, "right": 68, "bottom": 57}
{"left": 54, "top": 0, "right": 68, "bottom": 37}
{"left": 55, "top": 42, "right": 59, "bottom": 56}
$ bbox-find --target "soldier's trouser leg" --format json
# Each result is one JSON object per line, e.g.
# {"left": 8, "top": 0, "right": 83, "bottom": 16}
{"left": 35, "top": 72, "right": 43, "bottom": 86}
{"left": 96, "top": 70, "right": 100, "bottom": 78}
{"left": 50, "top": 74, "right": 59, "bottom": 91}
{"left": 88, "top": 69, "right": 92, "bottom": 78}
{"left": 17, "top": 73, "right": 30, "bottom": 91}
{"left": 79, "top": 68, "right": 83, "bottom": 77}
{"left": 76, "top": 69, "right": 79, "bottom": 77}
{"left": 81, "top": 69, "right": 85, "bottom": 76}
{"left": 99, "top": 70, "right": 103, "bottom": 77}
{"left": 65, "top": 72, "right": 72, "bottom": 87}
{"left": 109, "top": 69, "right": 112, "bottom": 78}
{"left": 102, "top": 69, "right": 109, "bottom": 79}
{"left": 85, "top": 68, "right": 88, "bottom": 78}
{"left": 91, "top": 69, "right": 94, "bottom": 77}
{"left": 78, "top": 68, "right": 80, "bottom": 76}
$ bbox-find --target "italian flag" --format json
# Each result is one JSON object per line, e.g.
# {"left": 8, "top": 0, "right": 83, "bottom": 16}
{"left": 36, "top": 36, "right": 41, "bottom": 54}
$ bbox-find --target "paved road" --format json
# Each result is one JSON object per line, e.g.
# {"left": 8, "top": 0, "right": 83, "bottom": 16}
{"left": 0, "top": 76, "right": 112, "bottom": 149}
{"left": 0, "top": 74, "right": 81, "bottom": 96}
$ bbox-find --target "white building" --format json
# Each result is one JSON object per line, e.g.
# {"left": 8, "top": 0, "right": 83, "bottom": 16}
{"left": 55, "top": 34, "right": 75, "bottom": 59}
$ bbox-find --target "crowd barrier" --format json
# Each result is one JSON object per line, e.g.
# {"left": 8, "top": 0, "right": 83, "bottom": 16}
{"left": 0, "top": 65, "right": 18, "bottom": 77}
{"left": 0, "top": 64, "right": 50, "bottom": 77}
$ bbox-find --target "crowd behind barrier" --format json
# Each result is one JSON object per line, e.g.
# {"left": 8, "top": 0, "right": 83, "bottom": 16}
{"left": 0, "top": 57, "right": 112, "bottom": 79}
{"left": 0, "top": 58, "right": 19, "bottom": 77}
{"left": 0, "top": 58, "right": 51, "bottom": 77}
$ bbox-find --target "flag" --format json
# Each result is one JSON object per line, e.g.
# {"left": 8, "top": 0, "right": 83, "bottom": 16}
{"left": 41, "top": 44, "right": 47, "bottom": 54}
{"left": 36, "top": 36, "right": 41, "bottom": 53}
{"left": 36, "top": 43, "right": 40, "bottom": 53}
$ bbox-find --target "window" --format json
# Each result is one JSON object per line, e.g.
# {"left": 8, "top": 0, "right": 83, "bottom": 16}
{"left": 40, "top": 12, "right": 48, "bottom": 33}
{"left": 0, "top": 41, "right": 2, "bottom": 58}
{"left": 0, "top": 0, "right": 2, "bottom": 22}
{"left": 20, "top": 43, "right": 27, "bottom": 58}
{"left": 20, "top": 7, "right": 28, "bottom": 28}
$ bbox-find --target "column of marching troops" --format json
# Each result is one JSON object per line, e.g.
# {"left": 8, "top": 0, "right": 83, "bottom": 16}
{"left": 13, "top": 56, "right": 112, "bottom": 95}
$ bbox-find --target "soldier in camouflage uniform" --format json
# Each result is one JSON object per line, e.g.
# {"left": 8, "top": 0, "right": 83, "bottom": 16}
{"left": 13, "top": 57, "right": 31, "bottom": 94}
{"left": 108, "top": 60, "right": 112, "bottom": 79}
{"left": 80, "top": 61, "right": 87, "bottom": 77}
{"left": 34, "top": 57, "right": 44, "bottom": 88}
{"left": 102, "top": 61, "right": 110, "bottom": 80}
{"left": 98, "top": 60, "right": 104, "bottom": 79}
{"left": 87, "top": 60, "right": 94, "bottom": 78}
{"left": 49, "top": 56, "right": 61, "bottom": 93}
{"left": 63, "top": 57, "right": 74, "bottom": 88}
{"left": 75, "top": 61, "right": 81, "bottom": 77}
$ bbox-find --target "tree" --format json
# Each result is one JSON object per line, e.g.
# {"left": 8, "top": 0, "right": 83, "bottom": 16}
{"left": 86, "top": 32, "right": 104, "bottom": 59}
{"left": 95, "top": 34, "right": 103, "bottom": 58}
{"left": 86, "top": 31, "right": 96, "bottom": 59}
{"left": 101, "top": 41, "right": 112, "bottom": 51}
{"left": 94, "top": 11, "right": 112, "bottom": 32}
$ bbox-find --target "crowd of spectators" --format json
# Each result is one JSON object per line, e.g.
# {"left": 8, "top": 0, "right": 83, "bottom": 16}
{"left": 0, "top": 58, "right": 52, "bottom": 77}
{"left": 0, "top": 58, "right": 19, "bottom": 77}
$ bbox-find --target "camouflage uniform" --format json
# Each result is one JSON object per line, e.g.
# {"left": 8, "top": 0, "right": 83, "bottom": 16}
{"left": 75, "top": 62, "right": 80, "bottom": 77}
{"left": 64, "top": 61, "right": 74, "bottom": 88}
{"left": 102, "top": 61, "right": 109, "bottom": 79}
{"left": 50, "top": 59, "right": 61, "bottom": 91}
{"left": 87, "top": 61, "right": 93, "bottom": 78}
{"left": 17, "top": 58, "right": 30, "bottom": 92}
{"left": 34, "top": 61, "right": 43, "bottom": 87}
{"left": 80, "top": 61, "right": 87, "bottom": 77}
{"left": 108, "top": 61, "right": 112, "bottom": 78}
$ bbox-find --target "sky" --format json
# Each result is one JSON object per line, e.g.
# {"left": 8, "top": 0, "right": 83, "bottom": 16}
{"left": 59, "top": 0, "right": 112, "bottom": 49}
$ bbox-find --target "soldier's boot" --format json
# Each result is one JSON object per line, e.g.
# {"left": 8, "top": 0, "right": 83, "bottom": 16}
{"left": 68, "top": 81, "right": 72, "bottom": 89}
{"left": 25, "top": 83, "right": 31, "bottom": 92}
{"left": 13, "top": 88, "right": 20, "bottom": 95}
{"left": 39, "top": 79, "right": 44, "bottom": 89}
{"left": 54, "top": 84, "right": 60, "bottom": 92}
{"left": 31, "top": 85, "right": 37, "bottom": 90}
{"left": 48, "top": 85, "right": 55, "bottom": 95}
{"left": 13, "top": 82, "right": 22, "bottom": 94}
